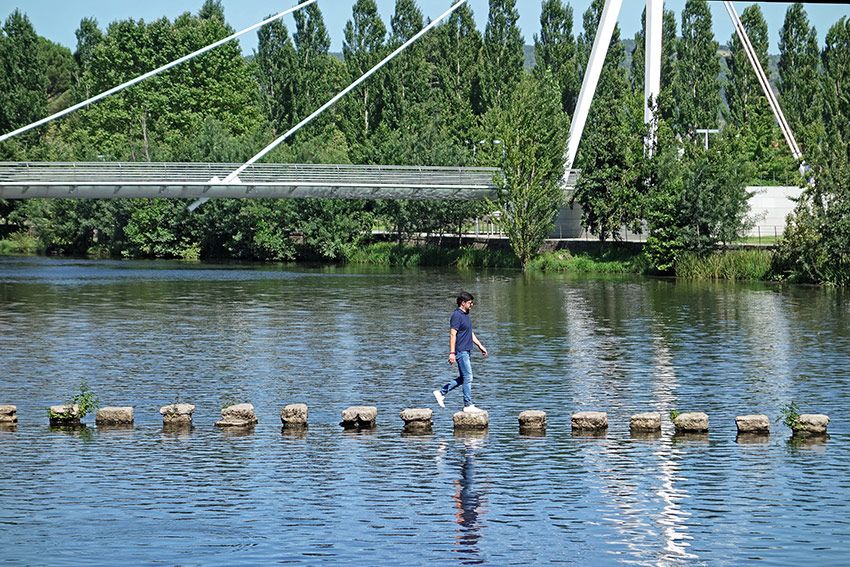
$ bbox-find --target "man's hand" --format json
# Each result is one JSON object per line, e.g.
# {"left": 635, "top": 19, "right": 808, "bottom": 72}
{"left": 479, "top": 345, "right": 488, "bottom": 357}
{"left": 448, "top": 352, "right": 456, "bottom": 365}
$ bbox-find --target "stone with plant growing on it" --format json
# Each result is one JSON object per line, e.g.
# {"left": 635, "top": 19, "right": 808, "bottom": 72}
{"left": 48, "top": 381, "right": 99, "bottom": 426}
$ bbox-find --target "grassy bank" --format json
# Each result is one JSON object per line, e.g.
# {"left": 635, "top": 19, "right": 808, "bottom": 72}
{"left": 675, "top": 249, "right": 775, "bottom": 281}
{"left": 344, "top": 242, "right": 644, "bottom": 274}
{"left": 343, "top": 242, "right": 521, "bottom": 269}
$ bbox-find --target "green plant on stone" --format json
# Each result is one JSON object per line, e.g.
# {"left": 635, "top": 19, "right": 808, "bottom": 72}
{"left": 778, "top": 401, "right": 801, "bottom": 431}
{"left": 669, "top": 410, "right": 681, "bottom": 421}
{"left": 48, "top": 381, "right": 100, "bottom": 420}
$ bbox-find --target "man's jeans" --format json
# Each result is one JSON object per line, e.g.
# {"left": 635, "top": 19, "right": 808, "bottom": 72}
{"left": 441, "top": 350, "right": 473, "bottom": 407}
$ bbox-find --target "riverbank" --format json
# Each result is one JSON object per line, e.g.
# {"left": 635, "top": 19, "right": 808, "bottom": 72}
{"left": 0, "top": 233, "right": 777, "bottom": 281}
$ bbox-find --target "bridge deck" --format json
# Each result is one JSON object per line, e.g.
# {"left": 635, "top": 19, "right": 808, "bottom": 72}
{"left": 0, "top": 162, "right": 508, "bottom": 201}
{"left": 0, "top": 162, "right": 580, "bottom": 201}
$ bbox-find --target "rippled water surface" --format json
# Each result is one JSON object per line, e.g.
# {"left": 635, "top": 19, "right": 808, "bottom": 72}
{"left": 1, "top": 256, "right": 850, "bottom": 565}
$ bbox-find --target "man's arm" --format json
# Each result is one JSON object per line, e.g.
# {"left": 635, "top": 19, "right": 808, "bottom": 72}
{"left": 448, "top": 328, "right": 458, "bottom": 365}
{"left": 472, "top": 332, "right": 488, "bottom": 357}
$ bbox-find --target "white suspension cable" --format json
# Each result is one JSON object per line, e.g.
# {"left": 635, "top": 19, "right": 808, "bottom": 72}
{"left": 187, "top": 0, "right": 470, "bottom": 211}
{"left": 0, "top": 0, "right": 318, "bottom": 144}
{"left": 723, "top": 1, "right": 802, "bottom": 161}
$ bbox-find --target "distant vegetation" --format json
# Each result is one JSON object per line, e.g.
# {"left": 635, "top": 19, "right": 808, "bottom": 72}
{"left": 0, "top": 0, "right": 848, "bottom": 282}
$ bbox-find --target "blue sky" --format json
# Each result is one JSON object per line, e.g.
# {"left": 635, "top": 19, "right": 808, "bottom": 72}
{"left": 2, "top": 1, "right": 849, "bottom": 55}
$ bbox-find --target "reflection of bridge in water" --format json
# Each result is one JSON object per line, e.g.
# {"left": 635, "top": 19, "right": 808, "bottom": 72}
{"left": 0, "top": 162, "right": 579, "bottom": 202}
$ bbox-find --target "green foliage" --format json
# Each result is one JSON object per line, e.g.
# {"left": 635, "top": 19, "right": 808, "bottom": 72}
{"left": 49, "top": 381, "right": 100, "bottom": 420}
{"left": 528, "top": 248, "right": 641, "bottom": 274}
{"left": 669, "top": 410, "right": 681, "bottom": 421}
{"left": 533, "top": 0, "right": 578, "bottom": 114}
{"left": 644, "top": 123, "right": 754, "bottom": 272}
{"left": 572, "top": 0, "right": 645, "bottom": 242}
{"left": 778, "top": 4, "right": 822, "bottom": 151}
{"left": 778, "top": 401, "right": 801, "bottom": 431}
{"left": 480, "top": 0, "right": 524, "bottom": 112}
{"left": 725, "top": 5, "right": 796, "bottom": 184}
{"left": 343, "top": 241, "right": 519, "bottom": 269}
{"left": 675, "top": 249, "right": 774, "bottom": 281}
{"left": 483, "top": 72, "right": 569, "bottom": 270}
{"left": 0, "top": 231, "right": 39, "bottom": 255}
{"left": 672, "top": 0, "right": 721, "bottom": 136}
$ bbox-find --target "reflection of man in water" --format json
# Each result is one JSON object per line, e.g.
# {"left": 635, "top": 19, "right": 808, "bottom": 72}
{"left": 453, "top": 439, "right": 486, "bottom": 560}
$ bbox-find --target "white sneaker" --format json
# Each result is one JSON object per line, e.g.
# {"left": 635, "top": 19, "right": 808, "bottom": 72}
{"left": 433, "top": 390, "right": 445, "bottom": 408}
{"left": 464, "top": 404, "right": 483, "bottom": 413}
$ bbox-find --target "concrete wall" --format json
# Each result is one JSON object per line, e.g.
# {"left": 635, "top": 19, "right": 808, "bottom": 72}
{"left": 551, "top": 186, "right": 802, "bottom": 240}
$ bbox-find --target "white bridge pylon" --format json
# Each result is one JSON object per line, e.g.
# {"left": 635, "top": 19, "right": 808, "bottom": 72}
{"left": 564, "top": 0, "right": 804, "bottom": 184}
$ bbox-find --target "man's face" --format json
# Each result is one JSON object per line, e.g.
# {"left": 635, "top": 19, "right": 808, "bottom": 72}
{"left": 462, "top": 299, "right": 474, "bottom": 312}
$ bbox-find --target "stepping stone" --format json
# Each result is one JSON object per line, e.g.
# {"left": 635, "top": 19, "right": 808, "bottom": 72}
{"left": 49, "top": 404, "right": 81, "bottom": 426}
{"left": 453, "top": 409, "right": 488, "bottom": 430}
{"left": 736, "top": 414, "right": 769, "bottom": 434}
{"left": 518, "top": 410, "right": 546, "bottom": 431}
{"left": 0, "top": 405, "right": 17, "bottom": 425}
{"left": 215, "top": 403, "right": 258, "bottom": 428}
{"left": 673, "top": 412, "right": 709, "bottom": 433}
{"left": 96, "top": 406, "right": 134, "bottom": 425}
{"left": 341, "top": 406, "right": 377, "bottom": 429}
{"left": 630, "top": 412, "right": 661, "bottom": 433}
{"left": 400, "top": 408, "right": 432, "bottom": 433}
{"left": 280, "top": 403, "right": 308, "bottom": 428}
{"left": 794, "top": 414, "right": 829, "bottom": 436}
{"left": 160, "top": 403, "right": 195, "bottom": 426}
{"left": 571, "top": 411, "right": 608, "bottom": 431}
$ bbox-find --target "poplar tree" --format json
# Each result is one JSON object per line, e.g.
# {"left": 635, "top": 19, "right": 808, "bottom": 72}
{"left": 342, "top": 0, "right": 387, "bottom": 152}
{"left": 630, "top": 8, "right": 677, "bottom": 121}
{"left": 428, "top": 2, "right": 482, "bottom": 145}
{"left": 822, "top": 17, "right": 850, "bottom": 130}
{"left": 0, "top": 10, "right": 48, "bottom": 144}
{"left": 293, "top": 3, "right": 341, "bottom": 121}
{"left": 726, "top": 5, "right": 793, "bottom": 182}
{"left": 672, "top": 0, "right": 721, "bottom": 137}
{"left": 571, "top": 0, "right": 644, "bottom": 241}
{"left": 480, "top": 0, "right": 524, "bottom": 112}
{"left": 255, "top": 19, "right": 297, "bottom": 134}
{"left": 383, "top": 0, "right": 426, "bottom": 129}
{"left": 778, "top": 2, "right": 822, "bottom": 145}
{"left": 533, "top": 0, "right": 578, "bottom": 115}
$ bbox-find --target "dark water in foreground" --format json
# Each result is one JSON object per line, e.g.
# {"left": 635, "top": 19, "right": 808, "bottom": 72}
{"left": 1, "top": 257, "right": 849, "bottom": 565}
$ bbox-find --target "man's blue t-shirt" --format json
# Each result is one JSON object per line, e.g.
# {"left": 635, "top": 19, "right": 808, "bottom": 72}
{"left": 450, "top": 307, "right": 473, "bottom": 352}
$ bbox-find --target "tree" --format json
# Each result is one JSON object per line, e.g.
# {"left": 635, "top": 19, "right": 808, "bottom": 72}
{"left": 534, "top": 0, "right": 578, "bottom": 115}
{"left": 428, "top": 2, "right": 482, "bottom": 147}
{"left": 644, "top": 122, "right": 753, "bottom": 271}
{"left": 482, "top": 72, "right": 569, "bottom": 270}
{"left": 73, "top": 17, "right": 102, "bottom": 99}
{"left": 383, "top": 0, "right": 427, "bottom": 129}
{"left": 571, "top": 0, "right": 644, "bottom": 241}
{"left": 255, "top": 19, "right": 297, "bottom": 134}
{"left": 342, "top": 0, "right": 387, "bottom": 153}
{"left": 69, "top": 6, "right": 262, "bottom": 161}
{"left": 292, "top": 2, "right": 341, "bottom": 130}
{"left": 480, "top": 0, "right": 524, "bottom": 113}
{"left": 778, "top": 3, "right": 822, "bottom": 150}
{"left": 775, "top": 17, "right": 850, "bottom": 284}
{"left": 672, "top": 0, "right": 721, "bottom": 137}
{"left": 0, "top": 10, "right": 48, "bottom": 156}
{"left": 630, "top": 8, "right": 677, "bottom": 121}
{"left": 725, "top": 5, "right": 794, "bottom": 183}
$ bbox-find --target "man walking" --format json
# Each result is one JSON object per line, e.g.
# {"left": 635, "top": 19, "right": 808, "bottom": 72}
{"left": 434, "top": 291, "right": 488, "bottom": 412}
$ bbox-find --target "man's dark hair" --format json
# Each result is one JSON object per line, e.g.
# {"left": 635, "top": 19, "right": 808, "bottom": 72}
{"left": 457, "top": 291, "right": 474, "bottom": 307}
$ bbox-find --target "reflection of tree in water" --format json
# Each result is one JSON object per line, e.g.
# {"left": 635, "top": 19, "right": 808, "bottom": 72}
{"left": 452, "top": 438, "right": 487, "bottom": 563}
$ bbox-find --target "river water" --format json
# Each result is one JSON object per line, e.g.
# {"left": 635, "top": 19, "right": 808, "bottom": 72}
{"left": 1, "top": 256, "right": 849, "bottom": 565}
